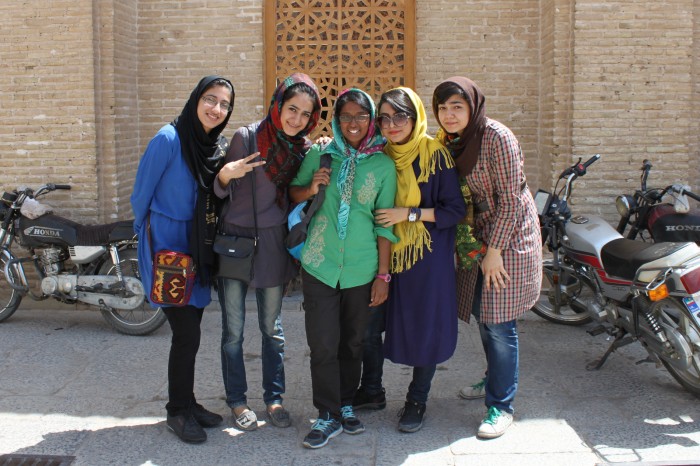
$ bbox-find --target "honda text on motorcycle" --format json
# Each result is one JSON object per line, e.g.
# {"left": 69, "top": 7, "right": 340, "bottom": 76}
{"left": 616, "top": 159, "right": 700, "bottom": 244}
{"left": 0, "top": 184, "right": 166, "bottom": 335}
{"left": 532, "top": 155, "right": 700, "bottom": 397}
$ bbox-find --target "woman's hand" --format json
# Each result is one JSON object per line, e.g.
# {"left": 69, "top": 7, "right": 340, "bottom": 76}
{"left": 291, "top": 167, "right": 331, "bottom": 203}
{"left": 315, "top": 135, "right": 332, "bottom": 147}
{"left": 370, "top": 279, "right": 389, "bottom": 306}
{"left": 218, "top": 152, "right": 266, "bottom": 186}
{"left": 374, "top": 207, "right": 409, "bottom": 227}
{"left": 480, "top": 247, "right": 510, "bottom": 292}
{"left": 309, "top": 167, "right": 331, "bottom": 195}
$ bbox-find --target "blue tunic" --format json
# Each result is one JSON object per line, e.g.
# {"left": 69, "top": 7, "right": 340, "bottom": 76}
{"left": 384, "top": 159, "right": 466, "bottom": 367}
{"left": 130, "top": 124, "right": 212, "bottom": 309}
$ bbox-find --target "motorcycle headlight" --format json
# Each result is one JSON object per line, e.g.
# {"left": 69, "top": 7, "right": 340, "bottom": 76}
{"left": 615, "top": 195, "right": 635, "bottom": 217}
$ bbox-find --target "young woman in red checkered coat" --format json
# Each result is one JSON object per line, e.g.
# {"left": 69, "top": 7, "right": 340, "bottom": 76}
{"left": 432, "top": 77, "right": 542, "bottom": 439}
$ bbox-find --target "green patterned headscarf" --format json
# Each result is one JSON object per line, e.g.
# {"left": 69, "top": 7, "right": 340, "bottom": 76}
{"left": 324, "top": 88, "right": 386, "bottom": 239}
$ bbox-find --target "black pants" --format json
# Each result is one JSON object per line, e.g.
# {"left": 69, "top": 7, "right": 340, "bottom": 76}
{"left": 163, "top": 305, "right": 204, "bottom": 416}
{"left": 302, "top": 269, "right": 371, "bottom": 419}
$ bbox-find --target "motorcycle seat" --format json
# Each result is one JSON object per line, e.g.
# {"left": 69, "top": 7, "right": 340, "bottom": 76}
{"left": 108, "top": 221, "right": 136, "bottom": 242}
{"left": 601, "top": 238, "right": 688, "bottom": 281}
{"left": 72, "top": 220, "right": 134, "bottom": 245}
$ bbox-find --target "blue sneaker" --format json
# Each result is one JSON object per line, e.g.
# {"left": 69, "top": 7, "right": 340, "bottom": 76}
{"left": 340, "top": 405, "right": 365, "bottom": 434}
{"left": 302, "top": 414, "right": 343, "bottom": 449}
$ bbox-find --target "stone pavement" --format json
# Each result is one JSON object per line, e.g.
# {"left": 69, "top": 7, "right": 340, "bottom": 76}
{"left": 0, "top": 292, "right": 699, "bottom": 466}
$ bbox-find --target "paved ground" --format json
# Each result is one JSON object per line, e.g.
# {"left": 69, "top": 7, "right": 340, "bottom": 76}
{"left": 0, "top": 292, "right": 699, "bottom": 466}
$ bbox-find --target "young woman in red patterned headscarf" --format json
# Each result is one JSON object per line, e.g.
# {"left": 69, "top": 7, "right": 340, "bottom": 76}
{"left": 214, "top": 73, "right": 322, "bottom": 432}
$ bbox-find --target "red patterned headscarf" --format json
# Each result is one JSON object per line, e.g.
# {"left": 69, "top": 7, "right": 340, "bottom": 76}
{"left": 256, "top": 73, "right": 322, "bottom": 206}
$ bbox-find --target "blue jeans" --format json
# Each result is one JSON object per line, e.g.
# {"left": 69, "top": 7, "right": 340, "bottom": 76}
{"left": 472, "top": 271, "right": 519, "bottom": 414}
{"left": 407, "top": 365, "right": 437, "bottom": 404}
{"left": 218, "top": 278, "right": 285, "bottom": 408}
{"left": 359, "top": 303, "right": 386, "bottom": 394}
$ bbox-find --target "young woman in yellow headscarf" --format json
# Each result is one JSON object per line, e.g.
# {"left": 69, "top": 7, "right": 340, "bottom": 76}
{"left": 374, "top": 87, "right": 466, "bottom": 433}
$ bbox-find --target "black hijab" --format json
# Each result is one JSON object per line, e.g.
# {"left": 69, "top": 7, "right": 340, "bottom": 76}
{"left": 172, "top": 75, "right": 234, "bottom": 284}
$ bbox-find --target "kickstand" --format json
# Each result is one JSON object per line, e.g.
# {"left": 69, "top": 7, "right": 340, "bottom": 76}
{"left": 585, "top": 332, "right": 634, "bottom": 371}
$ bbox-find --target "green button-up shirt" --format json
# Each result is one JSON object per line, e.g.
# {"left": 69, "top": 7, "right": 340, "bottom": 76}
{"left": 291, "top": 145, "right": 398, "bottom": 289}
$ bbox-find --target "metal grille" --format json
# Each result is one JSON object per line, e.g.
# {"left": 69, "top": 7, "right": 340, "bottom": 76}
{"left": 264, "top": 0, "right": 416, "bottom": 138}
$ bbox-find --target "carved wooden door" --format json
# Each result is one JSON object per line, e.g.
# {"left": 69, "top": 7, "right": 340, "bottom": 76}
{"left": 264, "top": 0, "right": 416, "bottom": 137}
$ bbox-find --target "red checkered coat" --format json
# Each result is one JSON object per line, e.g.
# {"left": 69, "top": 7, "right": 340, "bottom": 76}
{"left": 456, "top": 119, "right": 542, "bottom": 324}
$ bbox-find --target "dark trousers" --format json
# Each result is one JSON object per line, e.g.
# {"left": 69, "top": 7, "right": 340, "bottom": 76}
{"left": 407, "top": 365, "right": 437, "bottom": 404}
{"left": 302, "top": 269, "right": 371, "bottom": 419}
{"left": 359, "top": 303, "right": 386, "bottom": 393}
{"left": 163, "top": 305, "right": 204, "bottom": 416}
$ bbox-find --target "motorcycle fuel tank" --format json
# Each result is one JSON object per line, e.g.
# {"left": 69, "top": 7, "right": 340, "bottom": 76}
{"left": 562, "top": 214, "right": 623, "bottom": 259}
{"left": 17, "top": 214, "right": 78, "bottom": 248}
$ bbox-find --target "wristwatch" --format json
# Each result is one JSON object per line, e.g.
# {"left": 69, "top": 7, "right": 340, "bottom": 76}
{"left": 375, "top": 273, "right": 391, "bottom": 283}
{"left": 408, "top": 207, "right": 421, "bottom": 222}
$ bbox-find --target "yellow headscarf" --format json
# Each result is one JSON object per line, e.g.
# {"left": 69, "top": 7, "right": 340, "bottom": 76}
{"left": 382, "top": 87, "right": 455, "bottom": 273}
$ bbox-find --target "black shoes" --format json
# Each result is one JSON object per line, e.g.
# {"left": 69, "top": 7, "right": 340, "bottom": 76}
{"left": 191, "top": 403, "right": 223, "bottom": 428}
{"left": 352, "top": 387, "right": 387, "bottom": 410}
{"left": 167, "top": 412, "right": 207, "bottom": 444}
{"left": 397, "top": 400, "right": 426, "bottom": 433}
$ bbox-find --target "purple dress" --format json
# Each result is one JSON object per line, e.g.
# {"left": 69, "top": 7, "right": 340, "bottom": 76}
{"left": 384, "top": 158, "right": 466, "bottom": 367}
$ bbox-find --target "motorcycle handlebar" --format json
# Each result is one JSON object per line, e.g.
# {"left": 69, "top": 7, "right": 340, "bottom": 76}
{"left": 640, "top": 159, "right": 652, "bottom": 191}
{"left": 582, "top": 154, "right": 600, "bottom": 168}
{"left": 567, "top": 154, "right": 600, "bottom": 177}
{"left": 50, "top": 184, "right": 71, "bottom": 190}
{"left": 676, "top": 188, "right": 700, "bottom": 203}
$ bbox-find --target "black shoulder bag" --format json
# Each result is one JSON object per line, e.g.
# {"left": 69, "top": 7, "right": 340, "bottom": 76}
{"left": 212, "top": 130, "right": 258, "bottom": 284}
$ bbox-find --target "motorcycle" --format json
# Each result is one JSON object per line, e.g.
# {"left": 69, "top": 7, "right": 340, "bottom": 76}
{"left": 0, "top": 183, "right": 166, "bottom": 335}
{"left": 531, "top": 155, "right": 700, "bottom": 397}
{"left": 616, "top": 159, "right": 700, "bottom": 244}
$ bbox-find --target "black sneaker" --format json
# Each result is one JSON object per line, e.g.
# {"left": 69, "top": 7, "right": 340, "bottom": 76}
{"left": 302, "top": 414, "right": 343, "bottom": 449}
{"left": 191, "top": 403, "right": 223, "bottom": 428}
{"left": 340, "top": 405, "right": 365, "bottom": 434}
{"left": 397, "top": 400, "right": 426, "bottom": 433}
{"left": 167, "top": 413, "right": 207, "bottom": 444}
{"left": 352, "top": 387, "right": 386, "bottom": 410}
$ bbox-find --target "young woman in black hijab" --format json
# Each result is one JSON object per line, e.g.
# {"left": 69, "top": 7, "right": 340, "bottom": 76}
{"left": 131, "top": 75, "right": 234, "bottom": 444}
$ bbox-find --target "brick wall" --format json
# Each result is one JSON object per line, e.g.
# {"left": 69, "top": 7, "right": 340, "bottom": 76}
{"left": 1, "top": 0, "right": 698, "bottom": 227}
{"left": 416, "top": 0, "right": 542, "bottom": 192}
{"left": 0, "top": 0, "right": 99, "bottom": 222}
{"left": 569, "top": 0, "right": 698, "bottom": 218}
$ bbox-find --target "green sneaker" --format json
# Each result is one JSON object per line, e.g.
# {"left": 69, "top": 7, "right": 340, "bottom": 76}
{"left": 459, "top": 377, "right": 486, "bottom": 400}
{"left": 477, "top": 406, "right": 513, "bottom": 439}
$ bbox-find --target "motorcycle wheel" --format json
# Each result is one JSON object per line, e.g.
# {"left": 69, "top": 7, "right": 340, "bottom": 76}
{"left": 0, "top": 254, "right": 22, "bottom": 322}
{"left": 651, "top": 298, "right": 700, "bottom": 398}
{"left": 98, "top": 247, "right": 167, "bottom": 336}
{"left": 531, "top": 259, "right": 593, "bottom": 325}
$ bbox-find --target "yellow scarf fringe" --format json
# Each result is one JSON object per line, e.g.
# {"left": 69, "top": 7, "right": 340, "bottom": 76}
{"left": 383, "top": 87, "right": 456, "bottom": 273}
{"left": 390, "top": 145, "right": 455, "bottom": 273}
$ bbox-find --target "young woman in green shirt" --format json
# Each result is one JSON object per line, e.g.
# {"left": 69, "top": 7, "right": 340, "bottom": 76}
{"left": 289, "top": 88, "right": 397, "bottom": 449}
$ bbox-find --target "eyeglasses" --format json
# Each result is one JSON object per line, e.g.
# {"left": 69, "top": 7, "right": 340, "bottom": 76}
{"left": 201, "top": 95, "right": 232, "bottom": 112}
{"left": 377, "top": 113, "right": 411, "bottom": 128}
{"left": 338, "top": 114, "right": 371, "bottom": 124}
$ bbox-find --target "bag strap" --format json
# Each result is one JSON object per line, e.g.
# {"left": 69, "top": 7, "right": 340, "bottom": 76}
{"left": 250, "top": 166, "right": 258, "bottom": 244}
{"left": 297, "top": 153, "right": 332, "bottom": 228}
{"left": 146, "top": 215, "right": 153, "bottom": 254}
{"left": 220, "top": 128, "right": 259, "bottom": 245}
{"left": 249, "top": 128, "right": 259, "bottom": 245}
